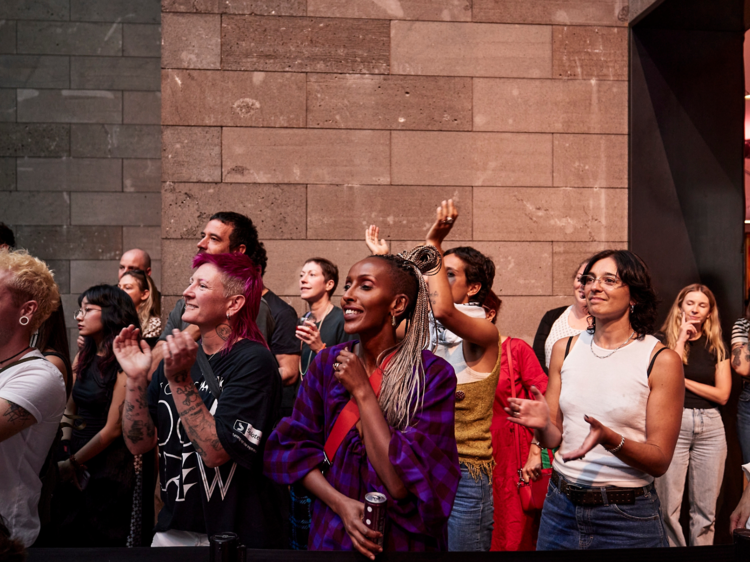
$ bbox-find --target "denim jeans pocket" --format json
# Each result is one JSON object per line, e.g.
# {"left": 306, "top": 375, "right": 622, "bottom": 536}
{"left": 546, "top": 479, "right": 560, "bottom": 499}
{"left": 611, "top": 496, "right": 660, "bottom": 522}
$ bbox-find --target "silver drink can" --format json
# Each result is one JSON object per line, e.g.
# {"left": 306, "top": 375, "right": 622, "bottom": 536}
{"left": 363, "top": 492, "right": 387, "bottom": 548}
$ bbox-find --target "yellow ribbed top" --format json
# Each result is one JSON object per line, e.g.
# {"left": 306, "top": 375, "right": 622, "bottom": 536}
{"left": 454, "top": 337, "right": 502, "bottom": 478}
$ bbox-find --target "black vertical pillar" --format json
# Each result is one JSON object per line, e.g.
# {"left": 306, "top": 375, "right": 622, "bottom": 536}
{"left": 630, "top": 0, "right": 745, "bottom": 544}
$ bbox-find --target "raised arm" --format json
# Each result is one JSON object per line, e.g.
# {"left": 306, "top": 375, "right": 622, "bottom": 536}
{"left": 113, "top": 325, "right": 157, "bottom": 455}
{"left": 334, "top": 348, "right": 407, "bottom": 500}
{"left": 425, "top": 200, "right": 499, "bottom": 349}
{"left": 163, "top": 331, "right": 230, "bottom": 468}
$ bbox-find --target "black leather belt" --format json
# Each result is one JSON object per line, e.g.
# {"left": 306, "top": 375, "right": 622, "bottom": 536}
{"left": 551, "top": 470, "right": 649, "bottom": 506}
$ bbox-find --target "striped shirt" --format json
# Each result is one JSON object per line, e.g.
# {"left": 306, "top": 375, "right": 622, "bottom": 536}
{"left": 732, "top": 318, "right": 750, "bottom": 346}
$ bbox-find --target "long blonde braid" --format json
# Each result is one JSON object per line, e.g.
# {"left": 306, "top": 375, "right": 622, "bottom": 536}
{"left": 374, "top": 245, "right": 441, "bottom": 430}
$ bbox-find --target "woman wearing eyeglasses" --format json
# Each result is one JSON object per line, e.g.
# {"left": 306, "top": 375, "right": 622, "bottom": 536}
{"left": 532, "top": 260, "right": 591, "bottom": 375}
{"left": 653, "top": 284, "right": 730, "bottom": 546}
{"left": 55, "top": 285, "right": 146, "bottom": 547}
{"left": 507, "top": 249, "right": 684, "bottom": 550}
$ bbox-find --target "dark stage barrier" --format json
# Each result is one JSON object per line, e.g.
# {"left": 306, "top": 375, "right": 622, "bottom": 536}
{"left": 25, "top": 531, "right": 750, "bottom": 562}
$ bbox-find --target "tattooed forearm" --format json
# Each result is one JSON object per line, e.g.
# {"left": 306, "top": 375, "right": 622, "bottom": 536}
{"left": 122, "top": 384, "right": 156, "bottom": 447}
{"left": 2, "top": 400, "right": 34, "bottom": 425}
{"left": 216, "top": 323, "right": 231, "bottom": 341}
{"left": 733, "top": 347, "right": 741, "bottom": 367}
{"left": 170, "top": 380, "right": 227, "bottom": 463}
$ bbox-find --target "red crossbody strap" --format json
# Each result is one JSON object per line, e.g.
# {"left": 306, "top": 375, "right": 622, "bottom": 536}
{"left": 507, "top": 337, "right": 525, "bottom": 475}
{"left": 323, "top": 351, "right": 397, "bottom": 464}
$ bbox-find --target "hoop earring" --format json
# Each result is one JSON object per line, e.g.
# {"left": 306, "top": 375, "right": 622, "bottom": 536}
{"left": 19, "top": 316, "right": 30, "bottom": 326}
{"left": 226, "top": 312, "right": 231, "bottom": 321}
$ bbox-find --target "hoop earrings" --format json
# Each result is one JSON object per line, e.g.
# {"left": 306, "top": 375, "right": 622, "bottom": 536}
{"left": 19, "top": 316, "right": 30, "bottom": 326}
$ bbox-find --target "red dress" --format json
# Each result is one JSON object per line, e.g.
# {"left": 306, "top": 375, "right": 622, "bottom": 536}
{"left": 490, "top": 337, "right": 548, "bottom": 551}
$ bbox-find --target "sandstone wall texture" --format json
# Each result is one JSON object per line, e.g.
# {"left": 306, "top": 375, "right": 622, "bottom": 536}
{"left": 0, "top": 0, "right": 162, "bottom": 356}
{"left": 161, "top": 0, "right": 631, "bottom": 344}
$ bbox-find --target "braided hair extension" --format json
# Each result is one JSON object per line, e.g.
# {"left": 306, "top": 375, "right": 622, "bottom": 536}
{"left": 371, "top": 245, "right": 441, "bottom": 430}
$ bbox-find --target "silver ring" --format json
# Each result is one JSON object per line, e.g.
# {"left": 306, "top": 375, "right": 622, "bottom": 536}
{"left": 445, "top": 217, "right": 454, "bottom": 223}
{"left": 513, "top": 411, "right": 520, "bottom": 418}
{"left": 333, "top": 362, "right": 341, "bottom": 371}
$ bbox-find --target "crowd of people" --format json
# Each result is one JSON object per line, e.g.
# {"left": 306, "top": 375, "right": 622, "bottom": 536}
{"left": 1, "top": 202, "right": 750, "bottom": 555}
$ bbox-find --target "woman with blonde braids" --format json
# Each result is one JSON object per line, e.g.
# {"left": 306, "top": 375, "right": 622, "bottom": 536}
{"left": 264, "top": 246, "right": 460, "bottom": 556}
{"left": 654, "top": 284, "right": 730, "bottom": 546}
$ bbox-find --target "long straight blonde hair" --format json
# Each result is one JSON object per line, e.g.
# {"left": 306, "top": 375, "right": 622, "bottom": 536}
{"left": 660, "top": 283, "right": 727, "bottom": 364}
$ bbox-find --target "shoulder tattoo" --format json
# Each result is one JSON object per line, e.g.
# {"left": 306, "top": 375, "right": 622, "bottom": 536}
{"left": 2, "top": 400, "right": 34, "bottom": 426}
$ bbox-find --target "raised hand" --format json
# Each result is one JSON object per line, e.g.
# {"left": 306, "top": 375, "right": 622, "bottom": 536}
{"left": 505, "top": 386, "right": 550, "bottom": 431}
{"left": 113, "top": 324, "right": 151, "bottom": 380}
{"left": 163, "top": 329, "right": 198, "bottom": 384}
{"left": 425, "top": 199, "right": 458, "bottom": 250}
{"left": 365, "top": 225, "right": 389, "bottom": 255}
{"left": 678, "top": 312, "right": 699, "bottom": 343}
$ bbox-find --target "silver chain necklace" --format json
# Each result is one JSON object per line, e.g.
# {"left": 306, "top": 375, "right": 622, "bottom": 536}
{"left": 590, "top": 331, "right": 636, "bottom": 359}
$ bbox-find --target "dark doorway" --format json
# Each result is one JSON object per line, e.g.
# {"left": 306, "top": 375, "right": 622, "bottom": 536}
{"left": 630, "top": 0, "right": 746, "bottom": 544}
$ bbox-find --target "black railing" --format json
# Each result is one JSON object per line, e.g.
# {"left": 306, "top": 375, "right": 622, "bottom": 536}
{"left": 25, "top": 529, "right": 750, "bottom": 562}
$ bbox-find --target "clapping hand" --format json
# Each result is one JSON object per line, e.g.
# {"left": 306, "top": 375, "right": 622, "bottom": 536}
{"left": 163, "top": 330, "right": 198, "bottom": 384}
{"left": 559, "top": 415, "right": 609, "bottom": 462}
{"left": 365, "top": 225, "right": 389, "bottom": 255}
{"left": 505, "top": 386, "right": 550, "bottom": 431}
{"left": 113, "top": 324, "right": 151, "bottom": 380}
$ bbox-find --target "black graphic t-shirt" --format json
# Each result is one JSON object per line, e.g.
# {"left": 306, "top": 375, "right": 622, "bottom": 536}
{"left": 148, "top": 339, "right": 285, "bottom": 547}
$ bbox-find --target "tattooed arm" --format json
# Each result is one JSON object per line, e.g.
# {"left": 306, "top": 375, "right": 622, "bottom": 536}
{"left": 170, "top": 373, "right": 230, "bottom": 468}
{"left": 732, "top": 343, "right": 750, "bottom": 377}
{"left": 113, "top": 325, "right": 158, "bottom": 455}
{"left": 0, "top": 398, "right": 37, "bottom": 443}
{"left": 164, "top": 330, "right": 230, "bottom": 468}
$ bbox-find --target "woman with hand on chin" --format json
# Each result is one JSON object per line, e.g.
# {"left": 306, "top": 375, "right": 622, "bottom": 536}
{"left": 507, "top": 249, "right": 684, "bottom": 550}
{"left": 654, "top": 284, "right": 730, "bottom": 546}
{"left": 265, "top": 246, "right": 460, "bottom": 555}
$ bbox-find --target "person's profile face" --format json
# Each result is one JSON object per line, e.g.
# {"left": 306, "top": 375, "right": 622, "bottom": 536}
{"left": 299, "top": 261, "right": 330, "bottom": 303}
{"left": 340, "top": 258, "right": 399, "bottom": 335}
{"left": 118, "top": 276, "right": 148, "bottom": 307}
{"left": 181, "top": 263, "right": 230, "bottom": 326}
{"left": 197, "top": 220, "right": 233, "bottom": 255}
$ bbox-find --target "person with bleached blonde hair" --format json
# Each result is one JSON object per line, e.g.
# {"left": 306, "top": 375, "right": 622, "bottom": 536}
{"left": 0, "top": 250, "right": 66, "bottom": 546}
{"left": 654, "top": 283, "right": 730, "bottom": 547}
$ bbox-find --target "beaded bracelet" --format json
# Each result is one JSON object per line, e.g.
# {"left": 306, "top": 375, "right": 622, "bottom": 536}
{"left": 604, "top": 434, "right": 625, "bottom": 454}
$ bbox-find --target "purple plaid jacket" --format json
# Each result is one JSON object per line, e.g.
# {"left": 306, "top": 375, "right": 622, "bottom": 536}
{"left": 264, "top": 341, "right": 460, "bottom": 551}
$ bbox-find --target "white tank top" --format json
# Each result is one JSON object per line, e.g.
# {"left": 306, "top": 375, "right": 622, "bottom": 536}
{"left": 554, "top": 330, "right": 659, "bottom": 487}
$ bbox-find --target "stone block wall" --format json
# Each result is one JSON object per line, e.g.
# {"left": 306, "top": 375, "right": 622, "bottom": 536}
{"left": 161, "top": 0, "right": 630, "bottom": 343}
{"left": 0, "top": 0, "right": 162, "bottom": 356}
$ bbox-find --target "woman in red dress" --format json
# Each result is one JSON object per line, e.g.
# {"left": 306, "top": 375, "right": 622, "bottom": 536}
{"left": 488, "top": 296, "right": 549, "bottom": 551}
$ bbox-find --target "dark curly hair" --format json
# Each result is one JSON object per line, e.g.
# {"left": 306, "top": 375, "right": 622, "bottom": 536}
{"left": 444, "top": 246, "right": 495, "bottom": 305}
{"left": 75, "top": 285, "right": 140, "bottom": 388}
{"left": 210, "top": 212, "right": 268, "bottom": 276}
{"left": 582, "top": 249, "right": 658, "bottom": 337}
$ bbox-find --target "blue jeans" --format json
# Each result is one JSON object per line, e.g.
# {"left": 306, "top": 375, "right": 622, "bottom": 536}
{"left": 537, "top": 476, "right": 668, "bottom": 550}
{"left": 738, "top": 382, "right": 750, "bottom": 464}
{"left": 447, "top": 465, "right": 493, "bottom": 551}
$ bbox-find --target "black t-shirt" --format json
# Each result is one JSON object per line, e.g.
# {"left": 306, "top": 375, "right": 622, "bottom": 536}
{"left": 263, "top": 290, "right": 301, "bottom": 356}
{"left": 682, "top": 335, "right": 722, "bottom": 409}
{"left": 148, "top": 339, "right": 285, "bottom": 547}
{"left": 300, "top": 306, "right": 354, "bottom": 375}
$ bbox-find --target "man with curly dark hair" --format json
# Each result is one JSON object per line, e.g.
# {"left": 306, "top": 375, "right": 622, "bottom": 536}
{"left": 148, "top": 212, "right": 274, "bottom": 377}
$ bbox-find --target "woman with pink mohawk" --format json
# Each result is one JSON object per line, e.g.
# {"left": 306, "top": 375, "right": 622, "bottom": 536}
{"left": 114, "top": 252, "right": 285, "bottom": 548}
